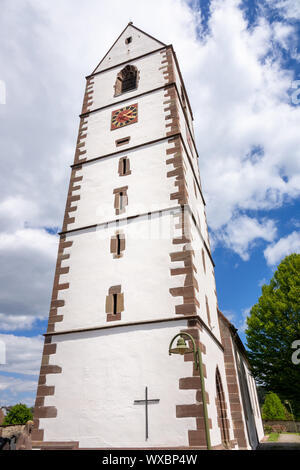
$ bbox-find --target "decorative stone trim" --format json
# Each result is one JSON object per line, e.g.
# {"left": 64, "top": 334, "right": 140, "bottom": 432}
{"left": 166, "top": 136, "right": 188, "bottom": 206}
{"left": 176, "top": 321, "right": 211, "bottom": 449}
{"left": 46, "top": 235, "right": 72, "bottom": 334}
{"left": 74, "top": 117, "right": 88, "bottom": 165}
{"left": 160, "top": 48, "right": 175, "bottom": 84}
{"left": 32, "top": 336, "right": 61, "bottom": 442}
{"left": 82, "top": 76, "right": 94, "bottom": 115}
{"left": 73, "top": 77, "right": 94, "bottom": 165}
{"left": 33, "top": 441, "right": 79, "bottom": 450}
{"left": 218, "top": 310, "right": 248, "bottom": 449}
{"left": 62, "top": 166, "right": 83, "bottom": 232}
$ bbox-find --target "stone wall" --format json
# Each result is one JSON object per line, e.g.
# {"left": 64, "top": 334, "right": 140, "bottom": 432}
{"left": 263, "top": 420, "right": 300, "bottom": 433}
{"left": 0, "top": 421, "right": 33, "bottom": 450}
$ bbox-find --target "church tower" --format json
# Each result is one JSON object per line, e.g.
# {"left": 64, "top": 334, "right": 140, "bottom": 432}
{"left": 32, "top": 23, "right": 263, "bottom": 450}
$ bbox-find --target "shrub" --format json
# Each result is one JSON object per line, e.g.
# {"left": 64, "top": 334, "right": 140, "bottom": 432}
{"left": 262, "top": 392, "right": 287, "bottom": 420}
{"left": 2, "top": 404, "right": 33, "bottom": 425}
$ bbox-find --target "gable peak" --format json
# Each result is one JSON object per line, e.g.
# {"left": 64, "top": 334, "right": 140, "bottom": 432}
{"left": 92, "top": 23, "right": 166, "bottom": 75}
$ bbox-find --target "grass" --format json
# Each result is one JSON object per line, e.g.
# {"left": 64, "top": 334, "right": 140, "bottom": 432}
{"left": 268, "top": 433, "right": 280, "bottom": 442}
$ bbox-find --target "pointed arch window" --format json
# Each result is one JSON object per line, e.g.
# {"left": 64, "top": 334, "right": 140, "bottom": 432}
{"left": 215, "top": 368, "right": 230, "bottom": 448}
{"left": 114, "top": 65, "right": 139, "bottom": 96}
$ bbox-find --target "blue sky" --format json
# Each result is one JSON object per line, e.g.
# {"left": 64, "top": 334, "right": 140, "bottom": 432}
{"left": 0, "top": 0, "right": 299, "bottom": 406}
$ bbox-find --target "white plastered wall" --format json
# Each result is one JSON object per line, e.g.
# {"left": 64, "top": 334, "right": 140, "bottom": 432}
{"left": 91, "top": 50, "right": 166, "bottom": 111}
{"left": 188, "top": 218, "right": 220, "bottom": 342}
{"left": 40, "top": 320, "right": 200, "bottom": 448}
{"left": 83, "top": 89, "right": 168, "bottom": 161}
{"left": 56, "top": 210, "right": 186, "bottom": 332}
{"left": 69, "top": 140, "right": 177, "bottom": 231}
{"left": 94, "top": 25, "right": 164, "bottom": 74}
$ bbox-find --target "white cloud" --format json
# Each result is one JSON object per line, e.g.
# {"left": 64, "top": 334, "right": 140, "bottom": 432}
{"left": 268, "top": 0, "right": 300, "bottom": 20}
{"left": 239, "top": 307, "right": 251, "bottom": 332}
{"left": 0, "top": 334, "right": 43, "bottom": 376}
{"left": 0, "top": 228, "right": 57, "bottom": 328}
{"left": 264, "top": 230, "right": 300, "bottom": 265}
{"left": 0, "top": 376, "right": 37, "bottom": 394}
{"left": 0, "top": 228, "right": 57, "bottom": 257}
{"left": 258, "top": 278, "right": 267, "bottom": 287}
{"left": 189, "top": 1, "right": 300, "bottom": 229}
{"left": 212, "top": 215, "right": 277, "bottom": 260}
{"left": 0, "top": 375, "right": 38, "bottom": 407}
{"left": 0, "top": 0, "right": 299, "bottom": 345}
{"left": 0, "top": 314, "right": 38, "bottom": 332}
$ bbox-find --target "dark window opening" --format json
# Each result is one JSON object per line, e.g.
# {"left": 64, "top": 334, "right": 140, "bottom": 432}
{"left": 121, "top": 65, "right": 137, "bottom": 92}
{"left": 117, "top": 234, "right": 121, "bottom": 256}
{"left": 118, "top": 157, "right": 131, "bottom": 176}
{"left": 125, "top": 36, "right": 132, "bottom": 44}
{"left": 119, "top": 192, "right": 124, "bottom": 210}
{"left": 181, "top": 85, "right": 186, "bottom": 108}
{"left": 116, "top": 137, "right": 130, "bottom": 147}
{"left": 123, "top": 158, "right": 127, "bottom": 175}
{"left": 114, "top": 64, "right": 138, "bottom": 96}
{"left": 113, "top": 294, "right": 118, "bottom": 315}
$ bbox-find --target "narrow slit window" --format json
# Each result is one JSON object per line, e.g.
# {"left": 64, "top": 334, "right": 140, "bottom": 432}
{"left": 202, "top": 248, "right": 206, "bottom": 274}
{"left": 113, "top": 186, "right": 128, "bottom": 215}
{"left": 181, "top": 85, "right": 186, "bottom": 109}
{"left": 118, "top": 157, "right": 131, "bottom": 176}
{"left": 113, "top": 294, "right": 118, "bottom": 315}
{"left": 116, "top": 137, "right": 130, "bottom": 147}
{"left": 117, "top": 234, "right": 121, "bottom": 256}
{"left": 205, "top": 295, "right": 212, "bottom": 328}
{"left": 106, "top": 285, "right": 124, "bottom": 322}
{"left": 110, "top": 231, "right": 126, "bottom": 258}
{"left": 119, "top": 192, "right": 124, "bottom": 210}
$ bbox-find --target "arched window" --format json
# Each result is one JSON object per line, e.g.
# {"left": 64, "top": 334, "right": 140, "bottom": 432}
{"left": 114, "top": 65, "right": 138, "bottom": 96}
{"left": 215, "top": 368, "right": 230, "bottom": 448}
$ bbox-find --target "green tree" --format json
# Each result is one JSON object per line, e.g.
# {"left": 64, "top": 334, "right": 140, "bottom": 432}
{"left": 262, "top": 392, "right": 287, "bottom": 420}
{"left": 246, "top": 253, "right": 300, "bottom": 418}
{"left": 3, "top": 403, "right": 33, "bottom": 425}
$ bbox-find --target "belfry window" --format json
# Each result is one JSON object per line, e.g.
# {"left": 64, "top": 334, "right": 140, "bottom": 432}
{"left": 114, "top": 65, "right": 138, "bottom": 96}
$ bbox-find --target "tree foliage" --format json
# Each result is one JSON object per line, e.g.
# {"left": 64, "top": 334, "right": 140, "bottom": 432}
{"left": 262, "top": 392, "right": 287, "bottom": 420}
{"left": 2, "top": 403, "right": 33, "bottom": 425}
{"left": 246, "top": 254, "right": 300, "bottom": 418}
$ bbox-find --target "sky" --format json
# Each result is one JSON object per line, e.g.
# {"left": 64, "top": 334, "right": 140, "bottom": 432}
{"left": 0, "top": 0, "right": 299, "bottom": 407}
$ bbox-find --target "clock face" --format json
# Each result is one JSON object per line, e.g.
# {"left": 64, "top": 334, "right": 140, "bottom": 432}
{"left": 111, "top": 103, "right": 138, "bottom": 130}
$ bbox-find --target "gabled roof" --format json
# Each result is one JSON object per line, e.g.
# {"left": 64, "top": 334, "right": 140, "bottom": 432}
{"left": 91, "top": 22, "right": 166, "bottom": 75}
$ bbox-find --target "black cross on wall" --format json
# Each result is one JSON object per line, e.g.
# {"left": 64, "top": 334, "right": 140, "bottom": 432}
{"left": 134, "top": 386, "right": 160, "bottom": 440}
